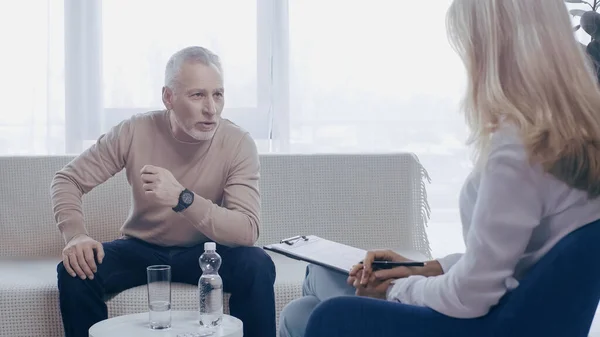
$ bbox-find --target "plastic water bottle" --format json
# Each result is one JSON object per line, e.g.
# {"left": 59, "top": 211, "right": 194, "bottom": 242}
{"left": 198, "top": 242, "right": 223, "bottom": 327}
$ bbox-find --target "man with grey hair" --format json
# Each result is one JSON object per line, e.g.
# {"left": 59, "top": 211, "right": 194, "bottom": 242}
{"left": 52, "top": 46, "right": 276, "bottom": 337}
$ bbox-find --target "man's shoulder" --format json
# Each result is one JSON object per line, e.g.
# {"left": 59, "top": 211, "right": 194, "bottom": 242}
{"left": 125, "top": 110, "right": 166, "bottom": 126}
{"left": 212, "top": 119, "right": 258, "bottom": 164}
{"left": 216, "top": 118, "right": 255, "bottom": 146}
{"left": 111, "top": 110, "right": 166, "bottom": 136}
{"left": 218, "top": 118, "right": 249, "bottom": 135}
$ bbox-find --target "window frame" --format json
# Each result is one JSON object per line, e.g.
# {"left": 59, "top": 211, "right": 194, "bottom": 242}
{"left": 64, "top": 0, "right": 290, "bottom": 153}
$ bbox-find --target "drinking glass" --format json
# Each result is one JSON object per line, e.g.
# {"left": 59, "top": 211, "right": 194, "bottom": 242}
{"left": 147, "top": 265, "right": 172, "bottom": 329}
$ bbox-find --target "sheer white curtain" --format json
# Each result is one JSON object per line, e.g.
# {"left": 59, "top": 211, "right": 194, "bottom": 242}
{"left": 0, "top": 0, "right": 474, "bottom": 257}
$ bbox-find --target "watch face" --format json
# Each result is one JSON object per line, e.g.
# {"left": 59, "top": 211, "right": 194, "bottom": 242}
{"left": 182, "top": 191, "right": 194, "bottom": 205}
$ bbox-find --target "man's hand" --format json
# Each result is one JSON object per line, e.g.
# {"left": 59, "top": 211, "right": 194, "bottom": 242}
{"left": 141, "top": 165, "right": 185, "bottom": 208}
{"left": 62, "top": 234, "right": 105, "bottom": 280}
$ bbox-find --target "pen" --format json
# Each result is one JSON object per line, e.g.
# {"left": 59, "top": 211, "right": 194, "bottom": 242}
{"left": 359, "top": 260, "right": 426, "bottom": 270}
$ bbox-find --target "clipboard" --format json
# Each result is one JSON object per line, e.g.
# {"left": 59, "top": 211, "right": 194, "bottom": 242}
{"left": 263, "top": 235, "right": 368, "bottom": 274}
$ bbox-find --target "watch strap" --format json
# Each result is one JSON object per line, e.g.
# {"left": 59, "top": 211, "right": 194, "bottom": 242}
{"left": 173, "top": 188, "right": 194, "bottom": 212}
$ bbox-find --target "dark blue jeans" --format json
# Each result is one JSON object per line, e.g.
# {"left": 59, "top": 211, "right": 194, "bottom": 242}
{"left": 305, "top": 296, "right": 487, "bottom": 337}
{"left": 57, "top": 237, "right": 276, "bottom": 337}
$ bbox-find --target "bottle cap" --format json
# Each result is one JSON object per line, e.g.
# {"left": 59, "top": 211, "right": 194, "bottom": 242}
{"left": 204, "top": 242, "right": 216, "bottom": 251}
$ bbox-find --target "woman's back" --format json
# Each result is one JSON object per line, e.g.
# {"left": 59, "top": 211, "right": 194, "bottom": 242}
{"left": 458, "top": 125, "right": 600, "bottom": 284}
{"left": 389, "top": 121, "right": 600, "bottom": 319}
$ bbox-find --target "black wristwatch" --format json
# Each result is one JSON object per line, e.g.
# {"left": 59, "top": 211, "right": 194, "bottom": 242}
{"left": 173, "top": 188, "right": 194, "bottom": 212}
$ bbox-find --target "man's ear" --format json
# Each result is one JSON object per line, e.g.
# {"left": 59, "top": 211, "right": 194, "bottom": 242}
{"left": 162, "top": 86, "right": 174, "bottom": 110}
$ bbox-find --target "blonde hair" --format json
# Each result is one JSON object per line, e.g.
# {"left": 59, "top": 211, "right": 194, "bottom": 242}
{"left": 447, "top": 0, "right": 600, "bottom": 198}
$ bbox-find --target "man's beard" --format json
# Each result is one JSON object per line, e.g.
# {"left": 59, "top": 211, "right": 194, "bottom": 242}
{"left": 171, "top": 112, "right": 218, "bottom": 141}
{"left": 182, "top": 126, "right": 217, "bottom": 141}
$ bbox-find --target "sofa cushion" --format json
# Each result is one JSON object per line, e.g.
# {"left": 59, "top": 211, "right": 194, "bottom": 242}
{"left": 0, "top": 252, "right": 308, "bottom": 336}
{"left": 0, "top": 154, "right": 432, "bottom": 259}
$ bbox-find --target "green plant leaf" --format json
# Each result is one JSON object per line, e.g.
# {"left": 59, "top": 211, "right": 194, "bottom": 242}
{"left": 570, "top": 9, "right": 587, "bottom": 16}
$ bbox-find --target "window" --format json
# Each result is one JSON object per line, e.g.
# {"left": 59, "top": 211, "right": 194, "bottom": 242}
{"left": 102, "top": 0, "right": 258, "bottom": 111}
{"left": 286, "top": 0, "right": 470, "bottom": 257}
{"left": 70, "top": 0, "right": 275, "bottom": 152}
{"left": 0, "top": 0, "right": 281, "bottom": 154}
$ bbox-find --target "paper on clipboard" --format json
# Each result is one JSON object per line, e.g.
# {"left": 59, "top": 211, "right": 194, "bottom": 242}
{"left": 263, "top": 235, "right": 367, "bottom": 274}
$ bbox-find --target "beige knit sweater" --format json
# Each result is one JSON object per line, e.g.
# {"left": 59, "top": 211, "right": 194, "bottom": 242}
{"left": 51, "top": 110, "right": 260, "bottom": 247}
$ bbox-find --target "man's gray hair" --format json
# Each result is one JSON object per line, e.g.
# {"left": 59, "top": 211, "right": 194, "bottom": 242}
{"left": 164, "top": 46, "right": 222, "bottom": 89}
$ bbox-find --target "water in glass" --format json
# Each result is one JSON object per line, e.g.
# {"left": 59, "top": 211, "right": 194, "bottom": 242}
{"left": 147, "top": 265, "right": 172, "bottom": 329}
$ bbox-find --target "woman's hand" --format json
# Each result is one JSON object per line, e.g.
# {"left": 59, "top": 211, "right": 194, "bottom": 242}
{"left": 350, "top": 269, "right": 393, "bottom": 299}
{"left": 359, "top": 249, "right": 413, "bottom": 285}
{"left": 347, "top": 250, "right": 445, "bottom": 298}
{"left": 348, "top": 262, "right": 412, "bottom": 288}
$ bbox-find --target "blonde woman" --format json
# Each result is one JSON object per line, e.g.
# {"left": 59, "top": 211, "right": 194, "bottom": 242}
{"left": 279, "top": 0, "right": 600, "bottom": 336}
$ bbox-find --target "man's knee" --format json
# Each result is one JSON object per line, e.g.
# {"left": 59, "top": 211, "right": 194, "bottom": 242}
{"left": 57, "top": 261, "right": 71, "bottom": 282}
{"left": 57, "top": 261, "right": 85, "bottom": 293}
{"left": 234, "top": 247, "right": 276, "bottom": 282}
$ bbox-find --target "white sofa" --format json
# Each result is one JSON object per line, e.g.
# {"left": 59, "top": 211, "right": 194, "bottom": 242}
{"left": 0, "top": 153, "right": 431, "bottom": 337}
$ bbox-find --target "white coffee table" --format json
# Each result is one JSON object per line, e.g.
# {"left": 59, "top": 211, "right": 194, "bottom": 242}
{"left": 89, "top": 311, "right": 243, "bottom": 337}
